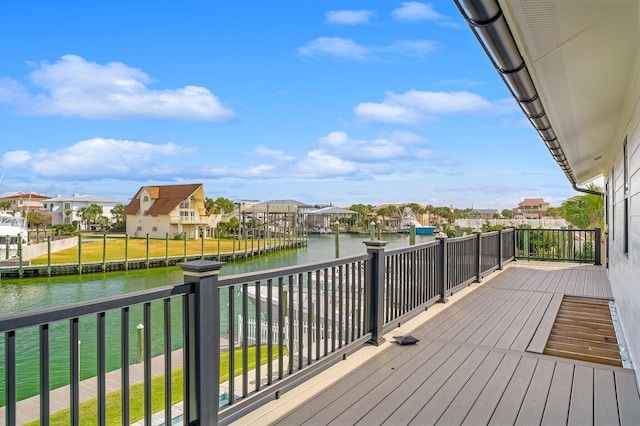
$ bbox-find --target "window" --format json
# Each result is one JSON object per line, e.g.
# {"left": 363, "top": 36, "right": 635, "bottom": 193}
{"left": 180, "top": 200, "right": 190, "bottom": 209}
{"left": 143, "top": 196, "right": 149, "bottom": 202}
{"left": 624, "top": 138, "right": 629, "bottom": 255}
{"left": 152, "top": 227, "right": 158, "bottom": 232}
{"left": 64, "top": 202, "right": 71, "bottom": 210}
{"left": 611, "top": 167, "right": 615, "bottom": 240}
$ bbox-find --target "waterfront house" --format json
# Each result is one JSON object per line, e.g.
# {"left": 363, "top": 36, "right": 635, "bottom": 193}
{"left": 516, "top": 198, "right": 550, "bottom": 219}
{"left": 122, "top": 183, "right": 218, "bottom": 239}
{"left": 46, "top": 193, "right": 122, "bottom": 229}
{"left": 466, "top": 208, "right": 499, "bottom": 220}
{"left": 0, "top": 191, "right": 50, "bottom": 212}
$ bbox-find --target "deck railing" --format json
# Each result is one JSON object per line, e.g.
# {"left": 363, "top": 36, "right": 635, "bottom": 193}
{"left": 514, "top": 228, "right": 601, "bottom": 264}
{"left": 0, "top": 227, "right": 571, "bottom": 425}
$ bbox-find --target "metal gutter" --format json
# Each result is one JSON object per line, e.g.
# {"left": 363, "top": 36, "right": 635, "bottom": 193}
{"left": 453, "top": 0, "right": 604, "bottom": 197}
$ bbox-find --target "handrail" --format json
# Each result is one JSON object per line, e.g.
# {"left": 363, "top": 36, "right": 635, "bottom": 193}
{"left": 219, "top": 253, "right": 370, "bottom": 287}
{"left": 0, "top": 283, "right": 192, "bottom": 332}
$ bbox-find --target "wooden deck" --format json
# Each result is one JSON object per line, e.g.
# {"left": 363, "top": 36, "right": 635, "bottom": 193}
{"left": 231, "top": 262, "right": 640, "bottom": 425}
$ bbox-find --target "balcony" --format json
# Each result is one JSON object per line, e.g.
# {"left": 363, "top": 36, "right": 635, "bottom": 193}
{"left": 0, "top": 228, "right": 637, "bottom": 425}
{"left": 169, "top": 215, "right": 212, "bottom": 225}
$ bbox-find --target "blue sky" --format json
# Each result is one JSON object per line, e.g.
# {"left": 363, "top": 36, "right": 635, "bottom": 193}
{"left": 0, "top": 1, "right": 576, "bottom": 209}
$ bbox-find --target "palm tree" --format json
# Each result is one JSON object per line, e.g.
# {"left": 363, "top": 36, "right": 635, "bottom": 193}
{"left": 561, "top": 184, "right": 604, "bottom": 229}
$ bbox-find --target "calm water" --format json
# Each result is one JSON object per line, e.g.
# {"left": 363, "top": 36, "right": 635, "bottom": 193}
{"left": 0, "top": 233, "right": 433, "bottom": 403}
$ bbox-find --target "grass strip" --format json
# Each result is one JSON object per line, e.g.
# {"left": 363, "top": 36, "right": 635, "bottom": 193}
{"left": 29, "top": 237, "right": 262, "bottom": 265}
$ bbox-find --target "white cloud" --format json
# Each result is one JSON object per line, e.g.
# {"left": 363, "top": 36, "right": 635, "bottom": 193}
{"left": 355, "top": 90, "right": 493, "bottom": 124}
{"left": 0, "top": 138, "right": 194, "bottom": 180}
{"left": 318, "top": 131, "right": 409, "bottom": 161}
{"left": 378, "top": 40, "right": 438, "bottom": 59}
{"left": 354, "top": 102, "right": 422, "bottom": 124}
{"left": 295, "top": 150, "right": 359, "bottom": 178}
{"left": 299, "top": 38, "right": 438, "bottom": 61}
{"left": 198, "top": 131, "right": 434, "bottom": 181}
{"left": 325, "top": 10, "right": 374, "bottom": 25}
{"left": 0, "top": 55, "right": 235, "bottom": 121}
{"left": 392, "top": 2, "right": 459, "bottom": 27}
{"left": 298, "top": 37, "right": 369, "bottom": 60}
{"left": 253, "top": 145, "right": 295, "bottom": 161}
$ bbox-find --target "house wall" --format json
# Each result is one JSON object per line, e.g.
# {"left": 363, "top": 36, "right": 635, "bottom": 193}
{"left": 127, "top": 214, "right": 173, "bottom": 239}
{"left": 49, "top": 200, "right": 120, "bottom": 227}
{"left": 606, "top": 53, "right": 640, "bottom": 375}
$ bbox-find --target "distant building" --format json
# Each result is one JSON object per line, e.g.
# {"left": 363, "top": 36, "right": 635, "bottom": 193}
{"left": 243, "top": 199, "right": 313, "bottom": 230}
{"left": 123, "top": 183, "right": 217, "bottom": 239}
{"left": 0, "top": 192, "right": 50, "bottom": 211}
{"left": 466, "top": 209, "right": 499, "bottom": 220}
{"left": 46, "top": 193, "right": 122, "bottom": 229}
{"left": 516, "top": 198, "right": 550, "bottom": 219}
{"left": 304, "top": 206, "right": 358, "bottom": 231}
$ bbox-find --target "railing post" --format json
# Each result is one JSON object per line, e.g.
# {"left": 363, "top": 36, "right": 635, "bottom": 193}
{"left": 436, "top": 233, "right": 448, "bottom": 303}
{"left": 498, "top": 229, "right": 503, "bottom": 270}
{"left": 409, "top": 224, "right": 416, "bottom": 246}
{"left": 595, "top": 228, "right": 602, "bottom": 265}
{"left": 334, "top": 221, "right": 340, "bottom": 258}
{"left": 179, "top": 260, "right": 225, "bottom": 425}
{"left": 364, "top": 240, "right": 387, "bottom": 346}
{"left": 474, "top": 229, "right": 482, "bottom": 282}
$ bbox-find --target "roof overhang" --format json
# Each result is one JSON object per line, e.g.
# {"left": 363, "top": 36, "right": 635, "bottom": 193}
{"left": 456, "top": 0, "right": 639, "bottom": 186}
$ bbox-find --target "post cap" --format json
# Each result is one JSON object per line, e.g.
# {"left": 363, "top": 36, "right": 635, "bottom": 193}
{"left": 178, "top": 260, "right": 225, "bottom": 274}
{"left": 363, "top": 240, "right": 388, "bottom": 249}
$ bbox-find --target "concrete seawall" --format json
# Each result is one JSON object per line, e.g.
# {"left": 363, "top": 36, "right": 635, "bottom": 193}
{"left": 22, "top": 236, "right": 78, "bottom": 260}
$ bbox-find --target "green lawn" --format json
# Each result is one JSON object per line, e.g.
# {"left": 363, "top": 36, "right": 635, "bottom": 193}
{"left": 25, "top": 345, "right": 281, "bottom": 425}
{"left": 29, "top": 236, "right": 264, "bottom": 265}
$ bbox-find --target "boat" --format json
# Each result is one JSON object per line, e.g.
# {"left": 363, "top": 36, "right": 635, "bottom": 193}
{"left": 397, "top": 207, "right": 436, "bottom": 235}
{"left": 0, "top": 212, "right": 28, "bottom": 258}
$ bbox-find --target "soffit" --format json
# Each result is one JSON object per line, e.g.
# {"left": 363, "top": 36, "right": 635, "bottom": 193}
{"left": 501, "top": 0, "right": 639, "bottom": 184}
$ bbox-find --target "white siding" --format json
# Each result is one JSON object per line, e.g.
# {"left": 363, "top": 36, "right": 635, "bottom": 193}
{"left": 606, "top": 63, "right": 640, "bottom": 375}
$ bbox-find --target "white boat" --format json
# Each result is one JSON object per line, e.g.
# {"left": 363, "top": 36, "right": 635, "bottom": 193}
{"left": 0, "top": 212, "right": 28, "bottom": 258}
{"left": 397, "top": 207, "right": 436, "bottom": 235}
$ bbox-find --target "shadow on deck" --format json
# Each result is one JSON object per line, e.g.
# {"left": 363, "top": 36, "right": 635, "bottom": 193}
{"left": 230, "top": 262, "right": 640, "bottom": 425}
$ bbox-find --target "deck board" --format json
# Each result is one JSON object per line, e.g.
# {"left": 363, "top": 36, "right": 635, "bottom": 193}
{"left": 230, "top": 263, "right": 640, "bottom": 426}
{"left": 568, "top": 365, "right": 594, "bottom": 425}
{"left": 541, "top": 362, "right": 573, "bottom": 425}
{"left": 380, "top": 345, "right": 475, "bottom": 425}
{"left": 595, "top": 368, "right": 620, "bottom": 424}
{"left": 526, "top": 293, "right": 564, "bottom": 353}
{"left": 487, "top": 356, "right": 538, "bottom": 425}
{"left": 494, "top": 291, "right": 547, "bottom": 350}
{"left": 349, "top": 343, "right": 462, "bottom": 426}
{"left": 460, "top": 353, "right": 521, "bottom": 425}
{"left": 407, "top": 349, "right": 491, "bottom": 425}
{"left": 435, "top": 351, "right": 505, "bottom": 425}
{"left": 615, "top": 370, "right": 640, "bottom": 424}
{"left": 322, "top": 342, "right": 450, "bottom": 426}
{"left": 515, "top": 358, "right": 555, "bottom": 424}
